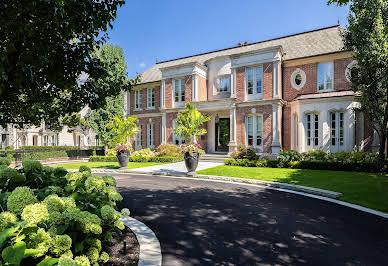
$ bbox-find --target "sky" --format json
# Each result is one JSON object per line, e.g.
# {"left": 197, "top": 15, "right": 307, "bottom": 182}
{"left": 106, "top": 0, "right": 349, "bottom": 79}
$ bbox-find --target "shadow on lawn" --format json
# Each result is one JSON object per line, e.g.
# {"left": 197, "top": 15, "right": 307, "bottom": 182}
{"left": 117, "top": 183, "right": 388, "bottom": 266}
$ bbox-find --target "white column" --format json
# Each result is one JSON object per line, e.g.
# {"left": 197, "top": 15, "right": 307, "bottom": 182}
{"left": 271, "top": 103, "right": 281, "bottom": 154}
{"left": 192, "top": 74, "right": 198, "bottom": 101}
{"left": 272, "top": 60, "right": 280, "bottom": 99}
{"left": 231, "top": 68, "right": 236, "bottom": 98}
{"left": 123, "top": 91, "right": 130, "bottom": 116}
{"left": 161, "top": 79, "right": 166, "bottom": 109}
{"left": 228, "top": 105, "right": 237, "bottom": 151}
{"left": 161, "top": 113, "right": 166, "bottom": 144}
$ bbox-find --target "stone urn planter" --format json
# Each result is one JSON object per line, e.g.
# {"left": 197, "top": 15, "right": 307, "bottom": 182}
{"left": 184, "top": 152, "right": 200, "bottom": 173}
{"left": 117, "top": 150, "right": 130, "bottom": 169}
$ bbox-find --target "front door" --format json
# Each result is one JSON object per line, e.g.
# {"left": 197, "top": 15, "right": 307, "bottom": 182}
{"left": 330, "top": 111, "right": 345, "bottom": 152}
{"left": 215, "top": 118, "right": 230, "bottom": 152}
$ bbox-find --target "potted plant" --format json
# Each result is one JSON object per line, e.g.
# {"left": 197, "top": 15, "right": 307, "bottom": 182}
{"left": 174, "top": 103, "right": 210, "bottom": 173}
{"left": 107, "top": 115, "right": 139, "bottom": 169}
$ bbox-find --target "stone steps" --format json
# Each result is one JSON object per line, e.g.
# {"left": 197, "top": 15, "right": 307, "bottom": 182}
{"left": 201, "top": 153, "right": 229, "bottom": 163}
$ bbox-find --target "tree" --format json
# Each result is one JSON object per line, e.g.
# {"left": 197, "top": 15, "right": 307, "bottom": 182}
{"left": 174, "top": 103, "right": 210, "bottom": 143}
{"left": 84, "top": 44, "right": 130, "bottom": 154}
{"left": 0, "top": 0, "right": 137, "bottom": 128}
{"left": 331, "top": 0, "right": 387, "bottom": 161}
{"left": 106, "top": 115, "right": 139, "bottom": 148}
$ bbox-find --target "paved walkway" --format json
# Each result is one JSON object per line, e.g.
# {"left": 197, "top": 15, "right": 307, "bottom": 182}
{"left": 104, "top": 173, "right": 388, "bottom": 266}
{"left": 129, "top": 161, "right": 223, "bottom": 175}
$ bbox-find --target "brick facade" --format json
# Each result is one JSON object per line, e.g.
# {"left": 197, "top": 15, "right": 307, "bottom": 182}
{"left": 130, "top": 86, "right": 161, "bottom": 115}
{"left": 263, "top": 62, "right": 273, "bottom": 100}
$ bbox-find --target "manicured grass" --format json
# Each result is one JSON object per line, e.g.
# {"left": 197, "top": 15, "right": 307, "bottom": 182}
{"left": 197, "top": 165, "right": 388, "bottom": 213}
{"left": 54, "top": 161, "right": 166, "bottom": 170}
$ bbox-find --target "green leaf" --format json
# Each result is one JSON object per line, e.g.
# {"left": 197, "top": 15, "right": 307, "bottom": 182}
{"left": 24, "top": 248, "right": 41, "bottom": 258}
{"left": 37, "top": 258, "right": 59, "bottom": 266}
{"left": 2, "top": 241, "right": 26, "bottom": 265}
{"left": 56, "top": 224, "right": 68, "bottom": 235}
{"left": 74, "top": 241, "right": 84, "bottom": 253}
{"left": 0, "top": 226, "right": 19, "bottom": 248}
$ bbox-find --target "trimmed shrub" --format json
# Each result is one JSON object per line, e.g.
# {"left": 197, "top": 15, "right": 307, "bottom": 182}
{"left": 79, "top": 165, "right": 91, "bottom": 173}
{"left": 0, "top": 157, "right": 11, "bottom": 167}
{"left": 156, "top": 144, "right": 183, "bottom": 157}
{"left": 131, "top": 148, "right": 155, "bottom": 157}
{"left": 229, "top": 144, "right": 258, "bottom": 160}
{"left": 89, "top": 155, "right": 184, "bottom": 163}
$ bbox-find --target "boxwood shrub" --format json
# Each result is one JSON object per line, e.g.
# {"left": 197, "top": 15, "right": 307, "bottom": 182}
{"left": 89, "top": 155, "right": 184, "bottom": 163}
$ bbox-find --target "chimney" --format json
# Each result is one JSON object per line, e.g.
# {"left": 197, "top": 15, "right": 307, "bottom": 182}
{"left": 244, "top": 41, "right": 248, "bottom": 46}
{"left": 237, "top": 43, "right": 242, "bottom": 47}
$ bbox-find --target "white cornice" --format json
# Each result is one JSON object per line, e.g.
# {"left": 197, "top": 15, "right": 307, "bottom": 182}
{"left": 288, "top": 95, "right": 357, "bottom": 106}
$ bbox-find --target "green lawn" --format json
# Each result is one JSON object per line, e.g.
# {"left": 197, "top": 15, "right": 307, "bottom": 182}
{"left": 54, "top": 161, "right": 165, "bottom": 170}
{"left": 197, "top": 166, "right": 388, "bottom": 213}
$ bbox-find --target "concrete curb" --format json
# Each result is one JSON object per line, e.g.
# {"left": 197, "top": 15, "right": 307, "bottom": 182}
{"left": 120, "top": 215, "right": 162, "bottom": 266}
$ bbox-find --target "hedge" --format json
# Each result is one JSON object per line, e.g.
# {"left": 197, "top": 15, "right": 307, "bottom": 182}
{"left": 0, "top": 147, "right": 104, "bottom": 162}
{"left": 89, "top": 155, "right": 184, "bottom": 163}
{"left": 224, "top": 158, "right": 383, "bottom": 173}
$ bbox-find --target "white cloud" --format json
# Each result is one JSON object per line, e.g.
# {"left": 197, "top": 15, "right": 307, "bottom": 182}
{"left": 139, "top": 62, "right": 146, "bottom": 68}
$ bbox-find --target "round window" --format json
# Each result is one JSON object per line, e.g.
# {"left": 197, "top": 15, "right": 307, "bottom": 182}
{"left": 290, "top": 69, "right": 306, "bottom": 90}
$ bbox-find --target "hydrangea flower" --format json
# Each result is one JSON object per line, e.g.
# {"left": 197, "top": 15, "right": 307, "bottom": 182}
{"left": 61, "top": 197, "right": 76, "bottom": 210}
{"left": 99, "top": 251, "right": 109, "bottom": 263}
{"left": 45, "top": 186, "right": 64, "bottom": 195}
{"left": 84, "top": 176, "right": 106, "bottom": 193}
{"left": 105, "top": 187, "right": 123, "bottom": 201}
{"left": 74, "top": 255, "right": 90, "bottom": 266}
{"left": 27, "top": 228, "right": 51, "bottom": 257}
{"left": 102, "top": 175, "right": 116, "bottom": 187}
{"left": 100, "top": 205, "right": 115, "bottom": 221}
{"left": 114, "top": 220, "right": 125, "bottom": 230}
{"left": 51, "top": 234, "right": 72, "bottom": 256}
{"left": 85, "top": 238, "right": 101, "bottom": 251}
{"left": 7, "top": 186, "right": 38, "bottom": 215}
{"left": 87, "top": 247, "right": 99, "bottom": 263}
{"left": 58, "top": 256, "right": 77, "bottom": 266}
{"left": 43, "top": 195, "right": 65, "bottom": 213}
{"left": 64, "top": 209, "right": 102, "bottom": 235}
{"left": 21, "top": 203, "right": 49, "bottom": 226}
{"left": 0, "top": 211, "right": 18, "bottom": 231}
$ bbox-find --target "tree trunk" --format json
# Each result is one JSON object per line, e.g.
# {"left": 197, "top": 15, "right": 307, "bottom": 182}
{"left": 378, "top": 132, "right": 387, "bottom": 163}
{"left": 104, "top": 142, "right": 109, "bottom": 156}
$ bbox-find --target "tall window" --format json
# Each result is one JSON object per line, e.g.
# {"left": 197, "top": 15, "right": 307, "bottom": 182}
{"left": 50, "top": 135, "right": 56, "bottom": 146}
{"left": 245, "top": 115, "right": 263, "bottom": 151}
{"left": 135, "top": 90, "right": 142, "bottom": 110}
{"left": 246, "top": 66, "right": 263, "bottom": 99}
{"left": 135, "top": 125, "right": 142, "bottom": 150}
{"left": 306, "top": 113, "right": 319, "bottom": 147}
{"left": 43, "top": 135, "right": 48, "bottom": 146}
{"left": 147, "top": 124, "right": 154, "bottom": 149}
{"left": 173, "top": 121, "right": 185, "bottom": 145}
{"left": 317, "top": 62, "right": 333, "bottom": 91}
{"left": 330, "top": 111, "right": 344, "bottom": 146}
{"left": 173, "top": 79, "right": 185, "bottom": 107}
{"left": 95, "top": 135, "right": 100, "bottom": 146}
{"left": 147, "top": 88, "right": 155, "bottom": 108}
{"left": 217, "top": 76, "right": 230, "bottom": 92}
{"left": 1, "top": 134, "right": 8, "bottom": 149}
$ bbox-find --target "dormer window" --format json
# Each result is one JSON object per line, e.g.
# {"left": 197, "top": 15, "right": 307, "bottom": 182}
{"left": 173, "top": 78, "right": 185, "bottom": 107}
{"left": 217, "top": 76, "right": 230, "bottom": 92}
{"left": 246, "top": 66, "right": 263, "bottom": 100}
{"left": 317, "top": 62, "right": 333, "bottom": 92}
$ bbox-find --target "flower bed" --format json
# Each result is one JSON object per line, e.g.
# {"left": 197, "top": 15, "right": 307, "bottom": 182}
{"left": 0, "top": 159, "right": 125, "bottom": 265}
{"left": 89, "top": 155, "right": 184, "bottom": 163}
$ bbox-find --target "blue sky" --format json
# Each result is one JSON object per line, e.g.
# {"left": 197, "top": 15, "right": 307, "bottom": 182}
{"left": 106, "top": 0, "right": 349, "bottom": 79}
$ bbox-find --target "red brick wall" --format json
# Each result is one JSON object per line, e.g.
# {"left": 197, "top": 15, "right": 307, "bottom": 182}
{"left": 236, "top": 105, "right": 273, "bottom": 153}
{"left": 197, "top": 75, "right": 207, "bottom": 101}
{"left": 130, "top": 86, "right": 160, "bottom": 115}
{"left": 165, "top": 79, "right": 173, "bottom": 108}
{"left": 235, "top": 67, "right": 245, "bottom": 102}
{"left": 282, "top": 106, "right": 292, "bottom": 151}
{"left": 334, "top": 58, "right": 353, "bottom": 91}
{"left": 263, "top": 62, "right": 273, "bottom": 100}
{"left": 185, "top": 75, "right": 192, "bottom": 103}
{"left": 132, "top": 116, "right": 162, "bottom": 149}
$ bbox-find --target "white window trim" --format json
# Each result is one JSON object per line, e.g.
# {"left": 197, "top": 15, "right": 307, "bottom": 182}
{"left": 135, "top": 125, "right": 142, "bottom": 150}
{"left": 245, "top": 65, "right": 263, "bottom": 101}
{"left": 173, "top": 78, "right": 185, "bottom": 107}
{"left": 134, "top": 90, "right": 142, "bottom": 110}
{"left": 317, "top": 62, "right": 334, "bottom": 92}
{"left": 147, "top": 123, "right": 154, "bottom": 149}
{"left": 245, "top": 114, "right": 263, "bottom": 152}
{"left": 305, "top": 113, "right": 320, "bottom": 148}
{"left": 330, "top": 111, "right": 345, "bottom": 149}
{"left": 147, "top": 88, "right": 155, "bottom": 109}
{"left": 216, "top": 75, "right": 231, "bottom": 93}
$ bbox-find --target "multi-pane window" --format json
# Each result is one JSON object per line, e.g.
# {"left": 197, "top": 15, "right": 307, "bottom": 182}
{"left": 330, "top": 112, "right": 344, "bottom": 146}
{"left": 134, "top": 90, "right": 142, "bottom": 110}
{"left": 1, "top": 134, "right": 8, "bottom": 149}
{"left": 317, "top": 62, "right": 333, "bottom": 91}
{"left": 50, "top": 135, "right": 56, "bottom": 146}
{"left": 147, "top": 124, "right": 154, "bottom": 149}
{"left": 147, "top": 88, "right": 155, "bottom": 108}
{"left": 246, "top": 66, "right": 263, "bottom": 99}
{"left": 135, "top": 125, "right": 142, "bottom": 150}
{"left": 173, "top": 79, "right": 185, "bottom": 106}
{"left": 43, "top": 135, "right": 48, "bottom": 146}
{"left": 95, "top": 136, "right": 100, "bottom": 146}
{"left": 306, "top": 113, "right": 319, "bottom": 147}
{"left": 245, "top": 115, "right": 263, "bottom": 151}
{"left": 217, "top": 76, "right": 230, "bottom": 92}
{"left": 173, "top": 121, "right": 185, "bottom": 145}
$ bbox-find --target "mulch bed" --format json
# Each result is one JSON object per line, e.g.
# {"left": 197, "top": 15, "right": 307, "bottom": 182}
{"left": 104, "top": 227, "right": 140, "bottom": 266}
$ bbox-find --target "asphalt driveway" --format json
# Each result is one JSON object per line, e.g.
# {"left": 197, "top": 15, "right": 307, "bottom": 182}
{"left": 108, "top": 173, "right": 388, "bottom": 266}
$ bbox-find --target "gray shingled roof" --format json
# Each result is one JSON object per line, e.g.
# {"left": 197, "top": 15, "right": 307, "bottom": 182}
{"left": 138, "top": 25, "right": 344, "bottom": 84}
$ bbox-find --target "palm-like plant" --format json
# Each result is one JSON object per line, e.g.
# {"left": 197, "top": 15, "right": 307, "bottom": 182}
{"left": 106, "top": 115, "right": 139, "bottom": 149}
{"left": 174, "top": 103, "right": 210, "bottom": 143}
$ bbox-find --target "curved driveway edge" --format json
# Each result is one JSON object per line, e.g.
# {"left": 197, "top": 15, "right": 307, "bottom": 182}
{"left": 120, "top": 215, "right": 162, "bottom": 266}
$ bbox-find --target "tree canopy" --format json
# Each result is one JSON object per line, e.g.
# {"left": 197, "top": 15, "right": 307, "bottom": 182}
{"left": 0, "top": 0, "right": 135, "bottom": 128}
{"left": 337, "top": 0, "right": 388, "bottom": 160}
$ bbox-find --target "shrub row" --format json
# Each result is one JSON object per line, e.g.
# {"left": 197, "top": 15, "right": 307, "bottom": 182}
{"left": 225, "top": 158, "right": 383, "bottom": 172}
{"left": 89, "top": 155, "right": 184, "bottom": 163}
